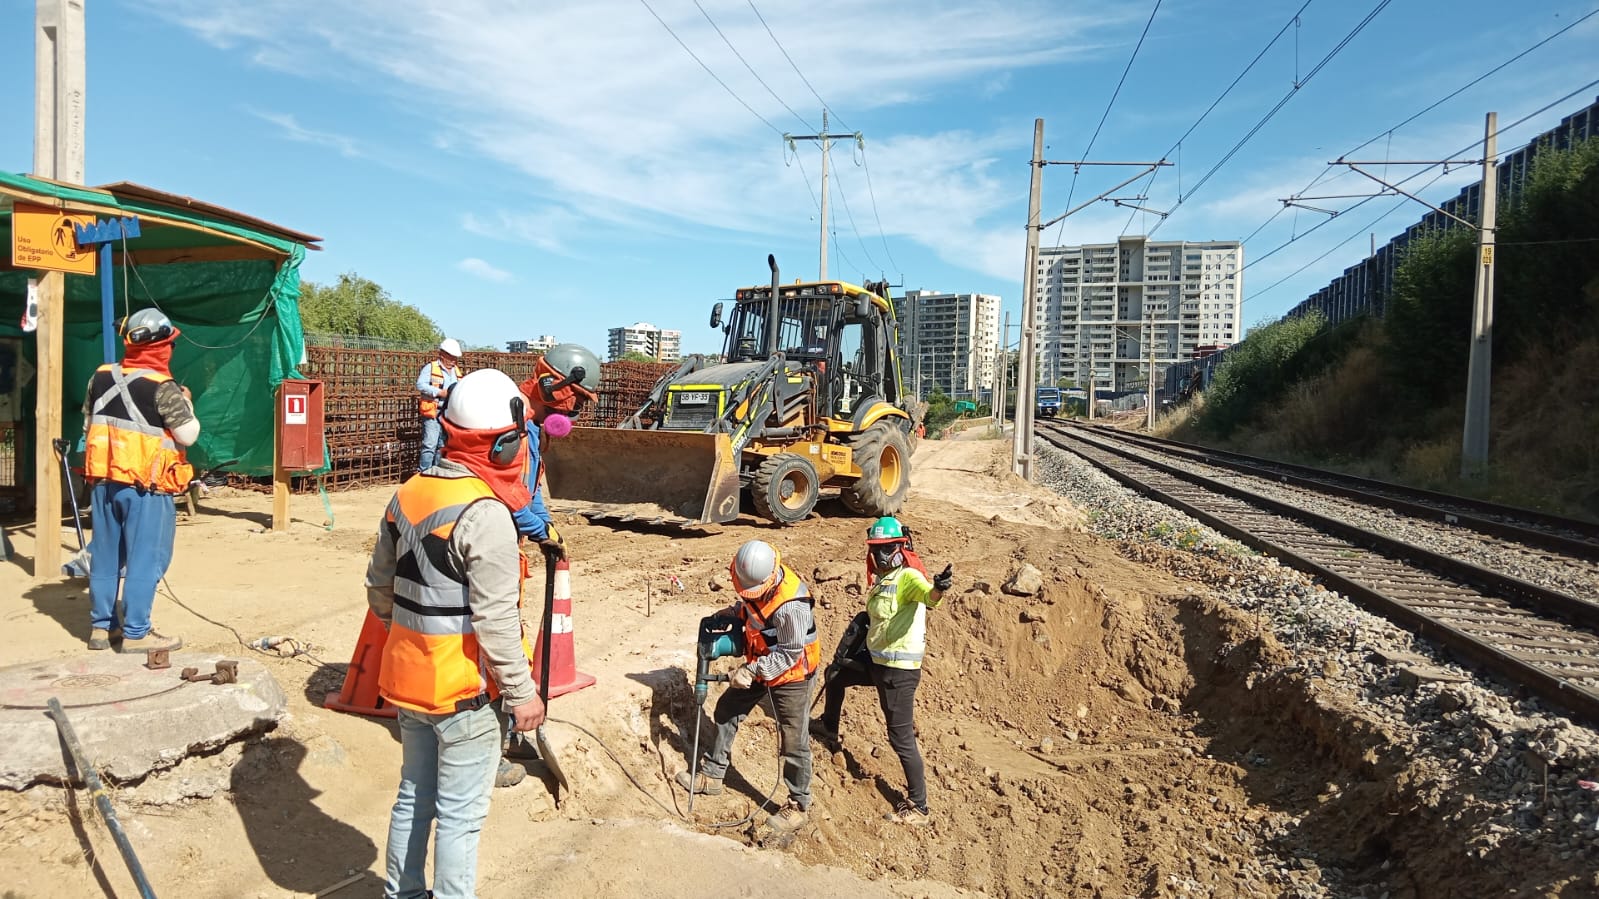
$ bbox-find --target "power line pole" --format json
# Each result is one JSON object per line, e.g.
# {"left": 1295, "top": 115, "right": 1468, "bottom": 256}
{"left": 785, "top": 110, "right": 860, "bottom": 280}
{"left": 31, "top": 0, "right": 85, "bottom": 580}
{"left": 1313, "top": 116, "right": 1498, "bottom": 477}
{"left": 995, "top": 309, "right": 1010, "bottom": 425}
{"left": 1146, "top": 307, "right": 1157, "bottom": 430}
{"left": 1012, "top": 119, "right": 1044, "bottom": 479}
{"left": 1462, "top": 112, "right": 1498, "bottom": 477}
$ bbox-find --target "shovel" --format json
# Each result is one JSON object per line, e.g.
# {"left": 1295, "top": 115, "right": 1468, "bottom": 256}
{"left": 52, "top": 439, "right": 93, "bottom": 578}
{"left": 535, "top": 549, "right": 571, "bottom": 803}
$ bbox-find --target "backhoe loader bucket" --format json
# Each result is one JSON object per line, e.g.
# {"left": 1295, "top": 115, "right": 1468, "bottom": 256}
{"left": 543, "top": 427, "right": 743, "bottom": 526}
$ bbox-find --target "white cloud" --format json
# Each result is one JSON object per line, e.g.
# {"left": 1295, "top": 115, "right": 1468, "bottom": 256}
{"left": 140, "top": 0, "right": 1137, "bottom": 277}
{"left": 246, "top": 108, "right": 363, "bottom": 158}
{"left": 455, "top": 257, "right": 514, "bottom": 283}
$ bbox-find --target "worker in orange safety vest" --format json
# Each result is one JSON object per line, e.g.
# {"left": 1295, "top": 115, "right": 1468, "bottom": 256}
{"left": 676, "top": 540, "right": 821, "bottom": 831}
{"left": 81, "top": 308, "right": 198, "bottom": 655}
{"left": 367, "top": 367, "right": 544, "bottom": 899}
{"left": 416, "top": 337, "right": 463, "bottom": 472}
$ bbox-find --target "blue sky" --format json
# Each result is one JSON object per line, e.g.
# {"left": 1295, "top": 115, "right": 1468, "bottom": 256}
{"left": 4, "top": 0, "right": 1597, "bottom": 355}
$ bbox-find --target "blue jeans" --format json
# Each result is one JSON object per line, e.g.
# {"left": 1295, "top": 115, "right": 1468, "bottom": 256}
{"left": 418, "top": 416, "right": 443, "bottom": 472}
{"left": 385, "top": 703, "right": 500, "bottom": 899}
{"left": 88, "top": 482, "right": 176, "bottom": 639}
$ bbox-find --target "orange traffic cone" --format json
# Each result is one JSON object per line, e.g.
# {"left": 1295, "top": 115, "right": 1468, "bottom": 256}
{"left": 533, "top": 560, "right": 596, "bottom": 699}
{"left": 323, "top": 608, "right": 399, "bottom": 718}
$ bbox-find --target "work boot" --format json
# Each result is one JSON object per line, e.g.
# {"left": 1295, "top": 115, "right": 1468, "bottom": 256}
{"left": 884, "top": 800, "right": 931, "bottom": 826}
{"left": 810, "top": 719, "right": 839, "bottom": 743}
{"left": 674, "top": 770, "right": 724, "bottom": 796}
{"left": 117, "top": 631, "right": 182, "bottom": 654}
{"left": 87, "top": 628, "right": 119, "bottom": 651}
{"left": 767, "top": 800, "right": 807, "bottom": 831}
{"left": 495, "top": 760, "right": 526, "bottom": 788}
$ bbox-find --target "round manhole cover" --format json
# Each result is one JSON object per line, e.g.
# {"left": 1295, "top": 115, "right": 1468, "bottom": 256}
{"left": 53, "top": 675, "right": 122, "bottom": 690}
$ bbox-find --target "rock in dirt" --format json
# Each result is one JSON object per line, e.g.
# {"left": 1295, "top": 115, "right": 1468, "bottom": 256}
{"left": 1003, "top": 563, "right": 1045, "bottom": 597}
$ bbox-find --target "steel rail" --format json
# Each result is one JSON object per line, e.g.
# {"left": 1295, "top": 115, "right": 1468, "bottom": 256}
{"left": 1038, "top": 428, "right": 1599, "bottom": 727}
{"left": 1057, "top": 421, "right": 1599, "bottom": 559}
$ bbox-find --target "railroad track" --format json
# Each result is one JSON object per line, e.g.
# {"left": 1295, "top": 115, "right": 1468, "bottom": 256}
{"left": 1060, "top": 421, "right": 1599, "bottom": 562}
{"left": 1035, "top": 422, "right": 1599, "bottom": 726}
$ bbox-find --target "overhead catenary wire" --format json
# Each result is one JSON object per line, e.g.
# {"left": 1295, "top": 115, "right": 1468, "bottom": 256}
{"left": 1235, "top": 10, "right": 1598, "bottom": 247}
{"left": 1237, "top": 78, "right": 1599, "bottom": 279}
{"left": 1150, "top": 0, "right": 1393, "bottom": 235}
{"left": 1052, "top": 0, "right": 1163, "bottom": 246}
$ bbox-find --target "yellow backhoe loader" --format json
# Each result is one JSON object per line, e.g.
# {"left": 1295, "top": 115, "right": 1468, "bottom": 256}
{"left": 544, "top": 255, "right": 920, "bottom": 526}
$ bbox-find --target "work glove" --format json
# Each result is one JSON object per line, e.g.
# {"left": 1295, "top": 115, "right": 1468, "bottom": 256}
{"left": 730, "top": 665, "right": 756, "bottom": 690}
{"left": 538, "top": 523, "right": 566, "bottom": 560}
{"left": 932, "top": 563, "right": 953, "bottom": 592}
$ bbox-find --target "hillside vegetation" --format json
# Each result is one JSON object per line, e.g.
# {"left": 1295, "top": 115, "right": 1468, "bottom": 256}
{"left": 1166, "top": 138, "right": 1599, "bottom": 519}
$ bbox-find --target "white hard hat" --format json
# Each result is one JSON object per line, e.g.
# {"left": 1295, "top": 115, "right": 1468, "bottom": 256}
{"left": 439, "top": 338, "right": 464, "bottom": 358}
{"left": 731, "top": 540, "right": 781, "bottom": 598}
{"left": 443, "top": 369, "right": 523, "bottom": 431}
{"left": 123, "top": 308, "right": 175, "bottom": 345}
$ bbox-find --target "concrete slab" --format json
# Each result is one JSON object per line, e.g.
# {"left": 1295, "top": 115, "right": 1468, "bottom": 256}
{"left": 0, "top": 652, "right": 287, "bottom": 790}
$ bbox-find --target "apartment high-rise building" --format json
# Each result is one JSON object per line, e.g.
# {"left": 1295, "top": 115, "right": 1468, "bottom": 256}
{"left": 506, "top": 335, "right": 559, "bottom": 354}
{"left": 1035, "top": 237, "right": 1242, "bottom": 394}
{"left": 607, "top": 322, "right": 682, "bottom": 362}
{"left": 893, "top": 290, "right": 1001, "bottom": 400}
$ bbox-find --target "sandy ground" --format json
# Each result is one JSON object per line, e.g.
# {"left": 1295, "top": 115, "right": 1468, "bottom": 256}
{"left": 1, "top": 433, "right": 1537, "bottom": 898}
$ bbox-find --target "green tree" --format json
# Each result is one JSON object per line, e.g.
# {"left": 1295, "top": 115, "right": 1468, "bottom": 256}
{"left": 299, "top": 272, "right": 444, "bottom": 345}
{"left": 618, "top": 351, "right": 657, "bottom": 363}
{"left": 1201, "top": 311, "right": 1328, "bottom": 436}
{"left": 921, "top": 386, "right": 958, "bottom": 436}
{"left": 1382, "top": 228, "right": 1477, "bottom": 411}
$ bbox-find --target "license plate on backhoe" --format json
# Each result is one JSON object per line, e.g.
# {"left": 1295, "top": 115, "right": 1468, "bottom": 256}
{"left": 677, "top": 392, "right": 712, "bottom": 405}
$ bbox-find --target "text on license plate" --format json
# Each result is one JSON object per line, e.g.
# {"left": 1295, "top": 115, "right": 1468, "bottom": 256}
{"left": 677, "top": 392, "right": 712, "bottom": 405}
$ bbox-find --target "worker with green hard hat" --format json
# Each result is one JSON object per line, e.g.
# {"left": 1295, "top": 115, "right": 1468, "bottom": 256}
{"left": 815, "top": 515, "right": 953, "bottom": 825}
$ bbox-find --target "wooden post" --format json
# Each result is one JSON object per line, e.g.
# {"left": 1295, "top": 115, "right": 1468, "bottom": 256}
{"left": 32, "top": 272, "right": 65, "bottom": 577}
{"left": 272, "top": 383, "right": 289, "bottom": 530}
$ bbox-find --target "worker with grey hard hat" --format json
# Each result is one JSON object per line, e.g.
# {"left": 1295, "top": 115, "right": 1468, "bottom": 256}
{"left": 416, "top": 337, "right": 464, "bottom": 472}
{"left": 677, "top": 539, "right": 822, "bottom": 831}
{"left": 80, "top": 308, "right": 199, "bottom": 654}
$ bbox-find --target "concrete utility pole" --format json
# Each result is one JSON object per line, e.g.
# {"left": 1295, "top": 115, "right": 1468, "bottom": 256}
{"left": 1086, "top": 328, "right": 1095, "bottom": 421}
{"left": 785, "top": 110, "right": 861, "bottom": 280}
{"left": 1315, "top": 114, "right": 1498, "bottom": 477}
{"left": 32, "top": 0, "right": 86, "bottom": 580}
{"left": 1462, "top": 112, "right": 1498, "bottom": 477}
{"left": 1012, "top": 120, "right": 1044, "bottom": 479}
{"left": 995, "top": 310, "right": 1010, "bottom": 425}
{"left": 1146, "top": 308, "right": 1157, "bottom": 430}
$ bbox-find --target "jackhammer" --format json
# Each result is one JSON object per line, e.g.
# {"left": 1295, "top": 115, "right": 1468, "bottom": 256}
{"left": 687, "top": 615, "right": 742, "bottom": 814}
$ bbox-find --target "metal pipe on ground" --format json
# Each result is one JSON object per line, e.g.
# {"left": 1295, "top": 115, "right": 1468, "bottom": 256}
{"left": 47, "top": 697, "right": 157, "bottom": 899}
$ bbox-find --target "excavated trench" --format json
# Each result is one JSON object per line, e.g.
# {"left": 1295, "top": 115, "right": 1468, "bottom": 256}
{"left": 647, "top": 510, "right": 1593, "bottom": 899}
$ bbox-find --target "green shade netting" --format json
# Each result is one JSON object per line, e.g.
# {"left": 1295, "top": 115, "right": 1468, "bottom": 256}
{"left": 0, "top": 173, "right": 314, "bottom": 480}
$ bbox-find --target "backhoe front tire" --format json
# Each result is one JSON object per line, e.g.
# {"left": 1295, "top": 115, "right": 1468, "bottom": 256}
{"left": 752, "top": 453, "right": 820, "bottom": 525}
{"left": 841, "top": 423, "right": 910, "bottom": 516}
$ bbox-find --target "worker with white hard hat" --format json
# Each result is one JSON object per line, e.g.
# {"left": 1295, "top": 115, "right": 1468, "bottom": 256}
{"left": 676, "top": 539, "right": 821, "bottom": 832}
{"left": 366, "top": 367, "right": 544, "bottom": 898}
{"left": 416, "top": 337, "right": 464, "bottom": 472}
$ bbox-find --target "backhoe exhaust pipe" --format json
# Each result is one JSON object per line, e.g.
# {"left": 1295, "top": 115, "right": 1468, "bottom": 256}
{"left": 767, "top": 254, "right": 781, "bottom": 357}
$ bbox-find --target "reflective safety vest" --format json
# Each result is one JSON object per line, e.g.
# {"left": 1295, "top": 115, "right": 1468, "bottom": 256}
{"left": 378, "top": 474, "right": 525, "bottom": 714}
{"left": 419, "top": 360, "right": 459, "bottom": 419}
{"left": 865, "top": 566, "right": 939, "bottom": 671}
{"left": 736, "top": 565, "right": 822, "bottom": 687}
{"left": 83, "top": 365, "right": 194, "bottom": 495}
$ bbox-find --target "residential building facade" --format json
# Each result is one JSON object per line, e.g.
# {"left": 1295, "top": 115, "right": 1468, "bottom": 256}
{"left": 893, "top": 290, "right": 1001, "bottom": 400}
{"left": 506, "top": 335, "right": 559, "bottom": 354}
{"left": 1036, "top": 237, "right": 1243, "bottom": 394}
{"left": 607, "top": 322, "right": 682, "bottom": 362}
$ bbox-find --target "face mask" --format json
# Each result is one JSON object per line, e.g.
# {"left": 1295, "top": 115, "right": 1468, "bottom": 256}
{"left": 870, "top": 544, "right": 904, "bottom": 572}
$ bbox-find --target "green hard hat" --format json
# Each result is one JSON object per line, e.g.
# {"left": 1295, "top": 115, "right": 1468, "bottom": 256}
{"left": 866, "top": 516, "right": 905, "bottom": 543}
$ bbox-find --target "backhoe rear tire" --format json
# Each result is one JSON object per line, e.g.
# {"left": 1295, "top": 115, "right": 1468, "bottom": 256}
{"left": 841, "top": 422, "right": 910, "bottom": 516}
{"left": 752, "top": 453, "right": 820, "bottom": 525}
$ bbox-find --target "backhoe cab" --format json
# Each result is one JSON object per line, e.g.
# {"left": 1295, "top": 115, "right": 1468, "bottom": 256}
{"left": 543, "top": 255, "right": 918, "bottom": 526}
